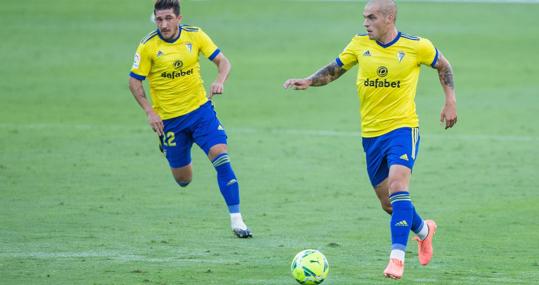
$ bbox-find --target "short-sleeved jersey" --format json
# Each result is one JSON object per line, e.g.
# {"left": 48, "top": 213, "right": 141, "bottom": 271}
{"left": 130, "top": 25, "right": 221, "bottom": 120}
{"left": 336, "top": 32, "right": 438, "bottom": 137}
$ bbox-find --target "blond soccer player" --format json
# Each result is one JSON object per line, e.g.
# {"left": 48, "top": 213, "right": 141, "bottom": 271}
{"left": 284, "top": 0, "right": 457, "bottom": 279}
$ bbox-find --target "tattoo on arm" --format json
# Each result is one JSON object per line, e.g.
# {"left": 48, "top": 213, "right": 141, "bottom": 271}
{"left": 437, "top": 58, "right": 455, "bottom": 89}
{"left": 307, "top": 62, "right": 347, "bottom": 86}
{"left": 439, "top": 68, "right": 454, "bottom": 89}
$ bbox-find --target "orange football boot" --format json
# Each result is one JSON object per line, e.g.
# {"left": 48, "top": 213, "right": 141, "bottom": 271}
{"left": 384, "top": 258, "right": 404, "bottom": 279}
{"left": 414, "top": 219, "right": 437, "bottom": 265}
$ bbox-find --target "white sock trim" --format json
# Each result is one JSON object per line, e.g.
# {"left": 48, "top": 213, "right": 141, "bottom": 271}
{"left": 230, "top": 213, "right": 247, "bottom": 230}
{"left": 417, "top": 222, "right": 429, "bottom": 240}
{"left": 390, "top": 249, "right": 405, "bottom": 261}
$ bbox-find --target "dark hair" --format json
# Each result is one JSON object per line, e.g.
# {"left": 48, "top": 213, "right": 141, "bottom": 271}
{"left": 154, "top": 0, "right": 180, "bottom": 16}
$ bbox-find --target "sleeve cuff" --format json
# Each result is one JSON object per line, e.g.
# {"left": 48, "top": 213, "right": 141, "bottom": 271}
{"left": 335, "top": 57, "right": 344, "bottom": 67}
{"left": 129, "top": 72, "right": 146, "bottom": 80}
{"left": 430, "top": 48, "right": 439, "bottom": 68}
{"left": 208, "top": 48, "right": 221, "bottom": 60}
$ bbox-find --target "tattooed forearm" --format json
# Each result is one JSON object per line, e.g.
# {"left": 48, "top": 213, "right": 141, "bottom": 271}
{"left": 438, "top": 67, "right": 454, "bottom": 89}
{"left": 307, "top": 62, "right": 347, "bottom": 86}
{"left": 436, "top": 54, "right": 455, "bottom": 90}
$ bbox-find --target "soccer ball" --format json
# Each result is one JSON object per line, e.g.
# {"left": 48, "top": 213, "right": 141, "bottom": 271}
{"left": 290, "top": 249, "right": 329, "bottom": 285}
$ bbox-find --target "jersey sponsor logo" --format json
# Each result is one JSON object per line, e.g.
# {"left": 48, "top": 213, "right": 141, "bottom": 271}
{"left": 132, "top": 53, "right": 141, "bottom": 69}
{"left": 377, "top": 66, "right": 388, "bottom": 77}
{"left": 161, "top": 68, "right": 194, "bottom": 79}
{"left": 363, "top": 50, "right": 371, "bottom": 57}
{"left": 217, "top": 124, "right": 224, "bottom": 131}
{"left": 363, "top": 78, "right": 401, "bottom": 88}
{"left": 398, "top": 51, "right": 405, "bottom": 62}
{"left": 173, "top": 60, "right": 184, "bottom": 69}
{"left": 186, "top": 43, "right": 192, "bottom": 53}
{"left": 399, "top": 154, "right": 409, "bottom": 161}
{"left": 365, "top": 66, "right": 401, "bottom": 88}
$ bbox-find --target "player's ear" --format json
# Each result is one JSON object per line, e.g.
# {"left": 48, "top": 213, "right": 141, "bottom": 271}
{"left": 177, "top": 15, "right": 183, "bottom": 22}
{"left": 387, "top": 14, "right": 394, "bottom": 24}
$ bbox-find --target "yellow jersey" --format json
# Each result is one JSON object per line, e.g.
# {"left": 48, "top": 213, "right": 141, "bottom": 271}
{"left": 337, "top": 32, "right": 438, "bottom": 137}
{"left": 130, "top": 25, "right": 221, "bottom": 120}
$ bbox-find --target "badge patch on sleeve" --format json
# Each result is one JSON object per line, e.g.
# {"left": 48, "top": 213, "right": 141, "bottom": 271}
{"left": 133, "top": 53, "right": 141, "bottom": 69}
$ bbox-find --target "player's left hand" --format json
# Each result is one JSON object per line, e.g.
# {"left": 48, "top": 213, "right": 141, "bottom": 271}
{"left": 209, "top": 82, "right": 224, "bottom": 99}
{"left": 440, "top": 102, "right": 457, "bottom": 129}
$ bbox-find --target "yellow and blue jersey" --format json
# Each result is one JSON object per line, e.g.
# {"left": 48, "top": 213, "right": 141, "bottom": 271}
{"left": 130, "top": 25, "right": 221, "bottom": 120}
{"left": 336, "top": 32, "right": 438, "bottom": 137}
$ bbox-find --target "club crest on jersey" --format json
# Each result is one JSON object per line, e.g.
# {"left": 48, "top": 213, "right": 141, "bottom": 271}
{"left": 363, "top": 50, "right": 371, "bottom": 57}
{"left": 185, "top": 43, "right": 192, "bottom": 53}
{"left": 397, "top": 51, "right": 405, "bottom": 62}
{"left": 173, "top": 60, "right": 184, "bottom": 69}
{"left": 157, "top": 50, "right": 164, "bottom": 57}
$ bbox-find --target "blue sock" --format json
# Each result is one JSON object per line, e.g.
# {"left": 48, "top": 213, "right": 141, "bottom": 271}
{"left": 389, "top": 191, "right": 414, "bottom": 252}
{"left": 212, "top": 153, "right": 240, "bottom": 214}
{"left": 411, "top": 206, "right": 425, "bottom": 234}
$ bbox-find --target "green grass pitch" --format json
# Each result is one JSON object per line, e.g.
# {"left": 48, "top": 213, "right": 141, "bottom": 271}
{"left": 1, "top": 0, "right": 538, "bottom": 284}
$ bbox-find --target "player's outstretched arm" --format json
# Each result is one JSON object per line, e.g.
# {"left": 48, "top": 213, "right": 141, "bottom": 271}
{"left": 283, "top": 61, "right": 347, "bottom": 90}
{"left": 128, "top": 77, "right": 164, "bottom": 136}
{"left": 209, "top": 53, "right": 231, "bottom": 99}
{"left": 434, "top": 51, "right": 458, "bottom": 129}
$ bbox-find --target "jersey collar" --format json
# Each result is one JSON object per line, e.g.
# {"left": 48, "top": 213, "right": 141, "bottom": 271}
{"left": 157, "top": 25, "right": 182, "bottom": 43}
{"left": 376, "top": 31, "right": 401, "bottom": 48}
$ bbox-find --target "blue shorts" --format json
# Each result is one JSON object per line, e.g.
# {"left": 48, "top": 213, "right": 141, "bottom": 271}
{"left": 160, "top": 101, "right": 227, "bottom": 168}
{"left": 362, "top": 127, "right": 420, "bottom": 187}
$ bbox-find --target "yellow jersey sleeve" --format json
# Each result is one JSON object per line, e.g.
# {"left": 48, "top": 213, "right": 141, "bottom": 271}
{"left": 336, "top": 36, "right": 359, "bottom": 70}
{"left": 196, "top": 28, "right": 220, "bottom": 60}
{"left": 130, "top": 41, "right": 153, "bottom": 80}
{"left": 416, "top": 37, "right": 438, "bottom": 68}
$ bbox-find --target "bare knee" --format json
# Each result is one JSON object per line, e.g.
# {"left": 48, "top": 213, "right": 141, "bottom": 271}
{"left": 388, "top": 179, "right": 407, "bottom": 193}
{"left": 174, "top": 173, "right": 192, "bottom": 187}
{"left": 387, "top": 165, "right": 411, "bottom": 193}
{"left": 172, "top": 165, "right": 192, "bottom": 188}
{"left": 208, "top": 144, "right": 228, "bottom": 161}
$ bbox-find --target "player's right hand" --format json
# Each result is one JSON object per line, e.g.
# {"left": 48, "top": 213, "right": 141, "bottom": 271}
{"left": 283, "top": 79, "right": 312, "bottom": 90}
{"left": 147, "top": 111, "right": 164, "bottom": 136}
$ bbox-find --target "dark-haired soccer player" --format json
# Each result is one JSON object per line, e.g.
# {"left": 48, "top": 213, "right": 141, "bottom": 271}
{"left": 128, "top": 0, "right": 252, "bottom": 238}
{"left": 284, "top": 0, "right": 457, "bottom": 279}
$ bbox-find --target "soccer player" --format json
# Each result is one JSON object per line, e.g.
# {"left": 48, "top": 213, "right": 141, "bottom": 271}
{"left": 283, "top": 0, "right": 457, "bottom": 279}
{"left": 128, "top": 0, "right": 252, "bottom": 238}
